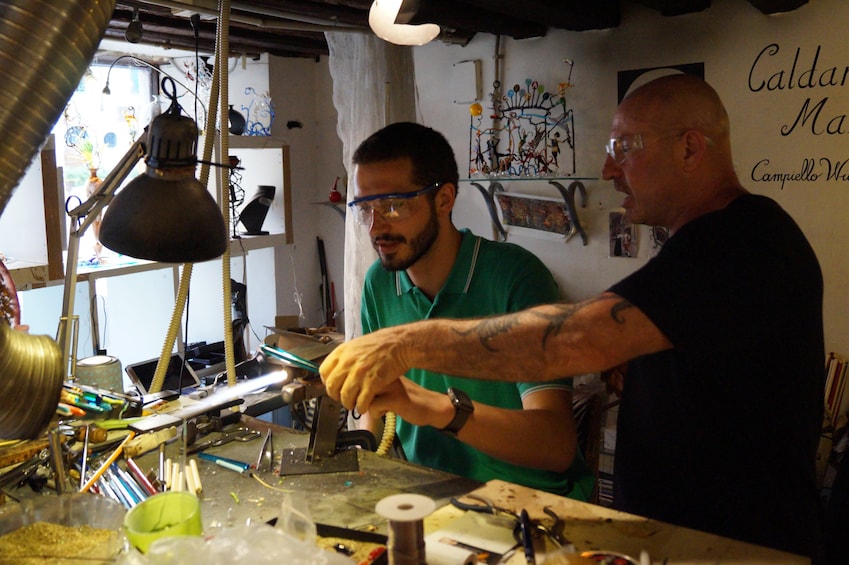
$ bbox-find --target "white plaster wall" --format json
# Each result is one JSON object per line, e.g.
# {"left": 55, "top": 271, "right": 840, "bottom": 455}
{"left": 268, "top": 56, "right": 347, "bottom": 330}
{"left": 411, "top": 0, "right": 849, "bottom": 356}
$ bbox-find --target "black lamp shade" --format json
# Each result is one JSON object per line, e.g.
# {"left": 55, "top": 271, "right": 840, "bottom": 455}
{"left": 100, "top": 174, "right": 227, "bottom": 263}
{"left": 100, "top": 106, "right": 227, "bottom": 263}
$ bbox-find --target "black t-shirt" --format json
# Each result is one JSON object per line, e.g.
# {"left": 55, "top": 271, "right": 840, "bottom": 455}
{"left": 609, "top": 194, "right": 824, "bottom": 557}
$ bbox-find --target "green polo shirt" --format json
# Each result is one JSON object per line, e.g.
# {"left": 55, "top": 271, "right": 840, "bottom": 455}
{"left": 361, "top": 229, "right": 593, "bottom": 499}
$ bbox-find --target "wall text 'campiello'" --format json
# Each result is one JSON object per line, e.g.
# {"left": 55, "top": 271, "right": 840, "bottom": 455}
{"left": 751, "top": 158, "right": 849, "bottom": 190}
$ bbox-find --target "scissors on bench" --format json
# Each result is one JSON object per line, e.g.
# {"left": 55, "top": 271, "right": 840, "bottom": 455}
{"left": 450, "top": 494, "right": 570, "bottom": 549}
{"left": 186, "top": 426, "right": 261, "bottom": 454}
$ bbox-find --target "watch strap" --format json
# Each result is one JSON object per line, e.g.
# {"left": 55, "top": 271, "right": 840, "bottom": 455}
{"left": 441, "top": 387, "right": 473, "bottom": 437}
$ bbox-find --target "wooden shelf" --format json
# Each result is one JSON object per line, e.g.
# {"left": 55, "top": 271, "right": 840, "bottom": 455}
{"left": 226, "top": 135, "right": 289, "bottom": 150}
{"left": 8, "top": 261, "right": 52, "bottom": 289}
{"left": 74, "top": 233, "right": 288, "bottom": 282}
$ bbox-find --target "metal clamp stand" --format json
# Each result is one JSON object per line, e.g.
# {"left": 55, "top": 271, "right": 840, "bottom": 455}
{"left": 549, "top": 180, "right": 589, "bottom": 245}
{"left": 470, "top": 181, "right": 507, "bottom": 241}
{"left": 57, "top": 139, "right": 146, "bottom": 381}
{"left": 279, "top": 381, "right": 366, "bottom": 475}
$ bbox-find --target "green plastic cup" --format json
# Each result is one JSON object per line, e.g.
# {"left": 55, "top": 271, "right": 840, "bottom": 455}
{"left": 124, "top": 491, "right": 202, "bottom": 553}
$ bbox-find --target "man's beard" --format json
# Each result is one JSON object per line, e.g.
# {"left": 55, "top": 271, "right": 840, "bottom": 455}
{"left": 373, "top": 207, "right": 439, "bottom": 272}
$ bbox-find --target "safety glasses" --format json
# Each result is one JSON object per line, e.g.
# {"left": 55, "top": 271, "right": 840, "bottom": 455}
{"left": 605, "top": 130, "right": 712, "bottom": 164}
{"left": 348, "top": 182, "right": 441, "bottom": 226}
{"left": 605, "top": 134, "right": 645, "bottom": 164}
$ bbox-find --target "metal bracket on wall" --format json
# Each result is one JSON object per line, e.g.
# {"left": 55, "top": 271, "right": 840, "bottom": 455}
{"left": 471, "top": 179, "right": 590, "bottom": 245}
{"left": 470, "top": 181, "right": 507, "bottom": 241}
{"left": 548, "top": 180, "right": 589, "bottom": 246}
{"left": 312, "top": 202, "right": 346, "bottom": 221}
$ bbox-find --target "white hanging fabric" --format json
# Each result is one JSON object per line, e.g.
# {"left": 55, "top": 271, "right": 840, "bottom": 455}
{"left": 324, "top": 32, "right": 417, "bottom": 340}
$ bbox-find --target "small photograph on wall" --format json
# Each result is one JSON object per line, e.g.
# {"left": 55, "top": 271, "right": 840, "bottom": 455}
{"left": 610, "top": 211, "right": 638, "bottom": 258}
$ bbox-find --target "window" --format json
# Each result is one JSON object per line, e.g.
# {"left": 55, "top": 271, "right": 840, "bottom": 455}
{"left": 54, "top": 63, "right": 156, "bottom": 265}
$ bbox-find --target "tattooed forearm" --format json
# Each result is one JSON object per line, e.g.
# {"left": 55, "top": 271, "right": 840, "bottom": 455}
{"left": 531, "top": 296, "right": 624, "bottom": 347}
{"left": 451, "top": 295, "right": 634, "bottom": 354}
{"left": 532, "top": 303, "right": 582, "bottom": 347}
{"left": 454, "top": 314, "right": 521, "bottom": 351}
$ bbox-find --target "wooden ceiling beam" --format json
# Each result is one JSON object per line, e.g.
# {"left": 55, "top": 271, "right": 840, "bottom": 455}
{"left": 106, "top": 0, "right": 815, "bottom": 60}
{"left": 446, "top": 0, "right": 621, "bottom": 31}
{"left": 107, "top": 7, "right": 328, "bottom": 59}
{"left": 398, "top": 0, "right": 546, "bottom": 39}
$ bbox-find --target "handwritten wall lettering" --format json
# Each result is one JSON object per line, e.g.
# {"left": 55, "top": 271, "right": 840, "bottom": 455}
{"left": 747, "top": 43, "right": 849, "bottom": 188}
{"left": 751, "top": 158, "right": 849, "bottom": 190}
{"left": 749, "top": 43, "right": 849, "bottom": 137}
{"left": 749, "top": 44, "right": 849, "bottom": 92}
{"left": 779, "top": 97, "right": 847, "bottom": 136}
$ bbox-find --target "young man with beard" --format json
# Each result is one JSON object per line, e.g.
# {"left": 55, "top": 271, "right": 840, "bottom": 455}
{"left": 348, "top": 122, "right": 594, "bottom": 499}
{"left": 324, "top": 77, "right": 824, "bottom": 558}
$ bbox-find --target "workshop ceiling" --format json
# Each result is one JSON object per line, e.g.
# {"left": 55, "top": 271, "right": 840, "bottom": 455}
{"left": 106, "top": 0, "right": 809, "bottom": 61}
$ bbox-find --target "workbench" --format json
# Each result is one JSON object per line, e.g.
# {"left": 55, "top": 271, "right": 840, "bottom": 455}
{"left": 132, "top": 415, "right": 480, "bottom": 533}
{"left": 432, "top": 480, "right": 809, "bottom": 565}
{"left": 136, "top": 416, "right": 808, "bottom": 564}
{"left": 2, "top": 415, "right": 811, "bottom": 564}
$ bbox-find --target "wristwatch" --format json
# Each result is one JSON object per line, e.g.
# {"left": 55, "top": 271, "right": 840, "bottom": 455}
{"left": 441, "top": 387, "right": 474, "bottom": 437}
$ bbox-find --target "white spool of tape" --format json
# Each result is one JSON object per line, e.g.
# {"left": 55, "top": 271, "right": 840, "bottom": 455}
{"left": 376, "top": 493, "right": 436, "bottom": 565}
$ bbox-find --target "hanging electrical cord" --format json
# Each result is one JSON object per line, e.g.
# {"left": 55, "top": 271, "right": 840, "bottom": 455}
{"left": 289, "top": 248, "right": 305, "bottom": 320}
{"left": 150, "top": 10, "right": 225, "bottom": 394}
{"left": 233, "top": 237, "right": 263, "bottom": 349}
{"left": 190, "top": 14, "right": 201, "bottom": 126}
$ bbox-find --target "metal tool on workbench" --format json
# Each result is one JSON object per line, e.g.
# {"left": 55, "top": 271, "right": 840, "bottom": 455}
{"left": 255, "top": 429, "right": 274, "bottom": 472}
{"left": 0, "top": 449, "right": 49, "bottom": 491}
{"left": 449, "top": 495, "right": 571, "bottom": 550}
{"left": 186, "top": 426, "right": 261, "bottom": 455}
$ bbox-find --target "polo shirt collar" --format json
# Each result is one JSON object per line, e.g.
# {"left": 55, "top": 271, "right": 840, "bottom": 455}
{"left": 394, "top": 228, "right": 481, "bottom": 297}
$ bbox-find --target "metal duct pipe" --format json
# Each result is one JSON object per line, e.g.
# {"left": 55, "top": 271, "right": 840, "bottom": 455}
{"left": 0, "top": 0, "right": 116, "bottom": 214}
{"left": 0, "top": 0, "right": 116, "bottom": 438}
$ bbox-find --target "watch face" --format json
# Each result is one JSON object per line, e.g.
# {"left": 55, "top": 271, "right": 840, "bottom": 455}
{"left": 448, "top": 387, "right": 473, "bottom": 413}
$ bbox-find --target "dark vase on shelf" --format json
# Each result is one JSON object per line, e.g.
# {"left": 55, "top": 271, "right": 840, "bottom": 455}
{"left": 228, "top": 105, "right": 246, "bottom": 135}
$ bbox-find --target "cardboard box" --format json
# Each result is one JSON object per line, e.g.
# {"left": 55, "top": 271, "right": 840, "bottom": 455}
{"left": 275, "top": 315, "right": 302, "bottom": 331}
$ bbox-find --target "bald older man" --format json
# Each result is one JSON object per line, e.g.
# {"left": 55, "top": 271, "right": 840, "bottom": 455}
{"left": 321, "top": 75, "right": 824, "bottom": 558}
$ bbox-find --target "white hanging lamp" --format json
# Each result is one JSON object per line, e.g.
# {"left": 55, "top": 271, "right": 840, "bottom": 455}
{"left": 368, "top": 0, "right": 440, "bottom": 46}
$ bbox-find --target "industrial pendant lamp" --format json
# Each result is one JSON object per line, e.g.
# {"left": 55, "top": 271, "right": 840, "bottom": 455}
{"left": 368, "top": 0, "right": 440, "bottom": 46}
{"left": 99, "top": 82, "right": 227, "bottom": 264}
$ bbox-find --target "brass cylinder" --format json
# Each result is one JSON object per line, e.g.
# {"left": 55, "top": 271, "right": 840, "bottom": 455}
{"left": 0, "top": 322, "right": 64, "bottom": 438}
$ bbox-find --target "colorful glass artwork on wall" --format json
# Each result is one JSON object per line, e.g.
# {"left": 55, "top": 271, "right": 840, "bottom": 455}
{"left": 241, "top": 87, "right": 275, "bottom": 136}
{"left": 469, "top": 72, "right": 575, "bottom": 178}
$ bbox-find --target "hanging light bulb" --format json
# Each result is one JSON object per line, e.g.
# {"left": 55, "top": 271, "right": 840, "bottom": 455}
{"left": 368, "top": 0, "right": 440, "bottom": 46}
{"left": 125, "top": 7, "right": 144, "bottom": 43}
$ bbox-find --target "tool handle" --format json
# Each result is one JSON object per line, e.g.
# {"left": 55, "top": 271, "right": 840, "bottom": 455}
{"left": 519, "top": 509, "right": 536, "bottom": 565}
